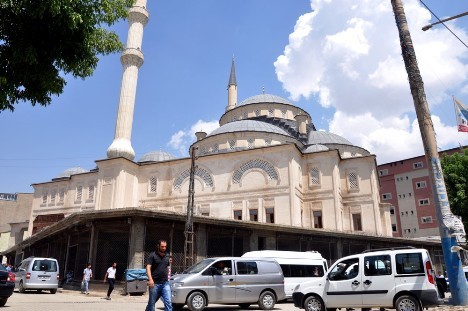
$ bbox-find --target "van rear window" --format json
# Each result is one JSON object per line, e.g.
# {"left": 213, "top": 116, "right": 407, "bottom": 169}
{"left": 237, "top": 261, "right": 258, "bottom": 275}
{"left": 395, "top": 253, "right": 423, "bottom": 274}
{"left": 280, "top": 264, "right": 324, "bottom": 277}
{"left": 32, "top": 260, "right": 57, "bottom": 272}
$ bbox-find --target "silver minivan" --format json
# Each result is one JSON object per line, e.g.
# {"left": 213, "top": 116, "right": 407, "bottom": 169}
{"left": 15, "top": 257, "right": 59, "bottom": 294}
{"left": 171, "top": 257, "right": 286, "bottom": 311}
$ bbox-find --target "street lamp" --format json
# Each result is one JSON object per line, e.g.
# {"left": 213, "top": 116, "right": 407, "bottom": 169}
{"left": 422, "top": 11, "right": 468, "bottom": 31}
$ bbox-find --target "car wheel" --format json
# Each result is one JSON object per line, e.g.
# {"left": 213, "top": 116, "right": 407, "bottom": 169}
{"left": 258, "top": 291, "right": 276, "bottom": 310}
{"left": 19, "top": 280, "right": 26, "bottom": 293}
{"left": 239, "top": 303, "right": 251, "bottom": 309}
{"left": 304, "top": 295, "right": 325, "bottom": 311}
{"left": 187, "top": 291, "right": 206, "bottom": 311}
{"left": 50, "top": 289, "right": 57, "bottom": 294}
{"left": 0, "top": 298, "right": 7, "bottom": 307}
{"left": 395, "top": 295, "right": 421, "bottom": 311}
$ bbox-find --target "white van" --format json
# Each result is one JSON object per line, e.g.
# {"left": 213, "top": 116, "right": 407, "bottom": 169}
{"left": 242, "top": 250, "right": 328, "bottom": 298}
{"left": 14, "top": 257, "right": 59, "bottom": 294}
{"left": 293, "top": 247, "right": 441, "bottom": 311}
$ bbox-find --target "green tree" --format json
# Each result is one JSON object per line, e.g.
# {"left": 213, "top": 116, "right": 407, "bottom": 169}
{"left": 441, "top": 148, "right": 468, "bottom": 230}
{"left": 0, "top": 0, "right": 134, "bottom": 111}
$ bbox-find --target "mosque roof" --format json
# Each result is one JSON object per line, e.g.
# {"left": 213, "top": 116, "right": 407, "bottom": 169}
{"left": 307, "top": 131, "right": 353, "bottom": 146}
{"left": 208, "top": 120, "right": 290, "bottom": 137}
{"left": 238, "top": 94, "right": 293, "bottom": 106}
{"left": 56, "top": 167, "right": 89, "bottom": 178}
{"left": 138, "top": 150, "right": 177, "bottom": 163}
{"left": 304, "top": 144, "right": 330, "bottom": 153}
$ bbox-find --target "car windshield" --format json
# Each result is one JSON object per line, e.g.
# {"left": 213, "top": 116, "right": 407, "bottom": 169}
{"left": 183, "top": 259, "right": 215, "bottom": 274}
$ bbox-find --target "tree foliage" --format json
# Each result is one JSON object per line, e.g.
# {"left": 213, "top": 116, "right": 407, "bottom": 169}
{"left": 441, "top": 148, "right": 468, "bottom": 230}
{"left": 0, "top": 0, "right": 134, "bottom": 111}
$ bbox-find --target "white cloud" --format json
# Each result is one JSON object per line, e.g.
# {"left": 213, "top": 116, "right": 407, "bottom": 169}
{"left": 168, "top": 120, "right": 219, "bottom": 155}
{"left": 275, "top": 0, "right": 468, "bottom": 162}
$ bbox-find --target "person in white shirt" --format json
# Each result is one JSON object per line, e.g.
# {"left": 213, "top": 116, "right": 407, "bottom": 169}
{"left": 82, "top": 263, "right": 92, "bottom": 294}
{"left": 104, "top": 262, "right": 117, "bottom": 300}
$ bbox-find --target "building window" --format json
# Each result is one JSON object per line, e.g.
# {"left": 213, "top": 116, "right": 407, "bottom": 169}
{"left": 348, "top": 171, "right": 359, "bottom": 190}
{"left": 212, "top": 144, "right": 219, "bottom": 153}
{"left": 392, "top": 224, "right": 397, "bottom": 232}
{"left": 390, "top": 208, "right": 395, "bottom": 215}
{"left": 401, "top": 212, "right": 404, "bottom": 216}
{"left": 255, "top": 109, "right": 260, "bottom": 117}
{"left": 416, "top": 181, "right": 426, "bottom": 189}
{"left": 58, "top": 190, "right": 65, "bottom": 203}
{"left": 411, "top": 210, "right": 414, "bottom": 215}
{"left": 247, "top": 138, "right": 254, "bottom": 149}
{"left": 150, "top": 176, "right": 157, "bottom": 193}
{"left": 42, "top": 192, "right": 48, "bottom": 204}
{"left": 382, "top": 193, "right": 392, "bottom": 200}
{"left": 379, "top": 169, "right": 388, "bottom": 176}
{"left": 88, "top": 185, "right": 95, "bottom": 201}
{"left": 229, "top": 139, "right": 236, "bottom": 150}
{"left": 421, "top": 216, "right": 433, "bottom": 223}
{"left": 413, "top": 162, "right": 423, "bottom": 169}
{"left": 281, "top": 110, "right": 286, "bottom": 118}
{"left": 310, "top": 167, "right": 320, "bottom": 185}
{"left": 234, "top": 210, "right": 242, "bottom": 220}
{"left": 50, "top": 190, "right": 56, "bottom": 205}
{"left": 265, "top": 138, "right": 271, "bottom": 146}
{"left": 76, "top": 186, "right": 83, "bottom": 202}
{"left": 249, "top": 209, "right": 258, "bottom": 221}
{"left": 243, "top": 111, "right": 248, "bottom": 119}
{"left": 352, "top": 213, "right": 362, "bottom": 231}
{"left": 419, "top": 199, "right": 430, "bottom": 206}
{"left": 266, "top": 208, "right": 275, "bottom": 223}
{"left": 268, "top": 109, "right": 274, "bottom": 117}
{"left": 313, "top": 211, "right": 323, "bottom": 228}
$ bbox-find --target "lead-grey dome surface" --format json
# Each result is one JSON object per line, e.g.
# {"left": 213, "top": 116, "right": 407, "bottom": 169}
{"left": 304, "top": 144, "right": 330, "bottom": 153}
{"left": 57, "top": 167, "right": 89, "bottom": 178}
{"left": 308, "top": 131, "right": 353, "bottom": 145}
{"left": 138, "top": 151, "right": 177, "bottom": 162}
{"left": 208, "top": 120, "right": 290, "bottom": 137}
{"left": 238, "top": 94, "right": 293, "bottom": 106}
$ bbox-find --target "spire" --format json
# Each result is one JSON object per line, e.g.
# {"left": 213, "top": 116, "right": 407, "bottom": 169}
{"left": 228, "top": 56, "right": 237, "bottom": 86}
{"left": 226, "top": 56, "right": 238, "bottom": 111}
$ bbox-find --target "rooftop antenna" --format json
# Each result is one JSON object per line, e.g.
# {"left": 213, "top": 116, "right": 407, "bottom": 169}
{"left": 262, "top": 86, "right": 265, "bottom": 94}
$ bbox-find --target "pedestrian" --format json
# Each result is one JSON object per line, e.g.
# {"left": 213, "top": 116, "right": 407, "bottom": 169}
{"left": 145, "top": 239, "right": 172, "bottom": 311}
{"left": 104, "top": 262, "right": 117, "bottom": 300}
{"left": 82, "top": 263, "right": 92, "bottom": 295}
{"left": 436, "top": 270, "right": 447, "bottom": 298}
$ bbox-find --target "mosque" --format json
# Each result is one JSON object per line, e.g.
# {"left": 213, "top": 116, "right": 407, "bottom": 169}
{"left": 3, "top": 0, "right": 442, "bottom": 278}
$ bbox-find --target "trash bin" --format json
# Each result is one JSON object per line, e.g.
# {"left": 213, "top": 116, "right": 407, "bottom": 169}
{"left": 124, "top": 269, "right": 148, "bottom": 295}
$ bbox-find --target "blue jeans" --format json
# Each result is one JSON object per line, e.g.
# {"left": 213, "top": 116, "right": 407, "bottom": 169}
{"left": 82, "top": 279, "right": 89, "bottom": 293}
{"left": 145, "top": 281, "right": 172, "bottom": 311}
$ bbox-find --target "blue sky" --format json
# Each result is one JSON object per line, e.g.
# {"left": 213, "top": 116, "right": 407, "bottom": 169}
{"left": 1, "top": 0, "right": 468, "bottom": 194}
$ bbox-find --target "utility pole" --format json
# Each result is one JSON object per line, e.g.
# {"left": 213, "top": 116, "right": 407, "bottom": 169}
{"left": 184, "top": 146, "right": 197, "bottom": 270}
{"left": 391, "top": 0, "right": 468, "bottom": 305}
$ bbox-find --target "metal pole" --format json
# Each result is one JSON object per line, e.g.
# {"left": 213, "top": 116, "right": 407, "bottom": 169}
{"left": 184, "top": 146, "right": 196, "bottom": 270}
{"left": 391, "top": 0, "right": 468, "bottom": 305}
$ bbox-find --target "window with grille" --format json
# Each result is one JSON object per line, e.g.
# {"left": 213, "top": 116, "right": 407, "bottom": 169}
{"left": 212, "top": 144, "right": 219, "bottom": 153}
{"left": 310, "top": 167, "right": 320, "bottom": 185}
{"left": 243, "top": 111, "right": 248, "bottom": 119}
{"left": 421, "top": 216, "right": 432, "bottom": 223}
{"left": 50, "top": 190, "right": 56, "bottom": 205}
{"left": 200, "top": 145, "right": 206, "bottom": 155}
{"left": 378, "top": 169, "right": 388, "bottom": 176}
{"left": 249, "top": 209, "right": 258, "bottom": 221}
{"left": 255, "top": 109, "right": 260, "bottom": 116}
{"left": 76, "top": 186, "right": 83, "bottom": 202}
{"left": 229, "top": 139, "right": 236, "bottom": 150}
{"left": 348, "top": 171, "right": 359, "bottom": 190}
{"left": 352, "top": 213, "right": 362, "bottom": 231}
{"left": 413, "top": 162, "right": 423, "bottom": 169}
{"left": 42, "top": 192, "right": 48, "bottom": 204}
{"left": 174, "top": 167, "right": 214, "bottom": 190}
{"left": 281, "top": 110, "right": 286, "bottom": 118}
{"left": 88, "top": 185, "right": 95, "bottom": 201}
{"left": 265, "top": 138, "right": 271, "bottom": 146}
{"left": 150, "top": 176, "right": 157, "bottom": 193}
{"left": 266, "top": 208, "right": 275, "bottom": 223}
{"left": 313, "top": 211, "right": 323, "bottom": 228}
{"left": 419, "top": 199, "right": 430, "bottom": 206}
{"left": 247, "top": 138, "right": 254, "bottom": 149}
{"left": 232, "top": 159, "right": 279, "bottom": 184}
{"left": 234, "top": 210, "right": 242, "bottom": 220}
{"left": 59, "top": 190, "right": 65, "bottom": 203}
{"left": 382, "top": 193, "right": 392, "bottom": 200}
{"left": 268, "top": 109, "right": 274, "bottom": 117}
{"left": 415, "top": 181, "right": 426, "bottom": 189}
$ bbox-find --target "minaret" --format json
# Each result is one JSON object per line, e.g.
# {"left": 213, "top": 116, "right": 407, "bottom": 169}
{"left": 107, "top": 0, "right": 149, "bottom": 160}
{"left": 226, "top": 57, "right": 237, "bottom": 111}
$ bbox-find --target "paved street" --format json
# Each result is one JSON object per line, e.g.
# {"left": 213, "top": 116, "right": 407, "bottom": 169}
{"left": 5, "top": 288, "right": 468, "bottom": 311}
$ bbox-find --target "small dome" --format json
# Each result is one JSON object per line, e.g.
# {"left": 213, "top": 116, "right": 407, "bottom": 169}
{"left": 56, "top": 167, "right": 89, "bottom": 178}
{"left": 138, "top": 151, "right": 177, "bottom": 163}
{"left": 308, "top": 131, "right": 353, "bottom": 145}
{"left": 304, "top": 144, "right": 329, "bottom": 153}
{"left": 238, "top": 94, "right": 293, "bottom": 106}
{"left": 208, "top": 120, "right": 290, "bottom": 137}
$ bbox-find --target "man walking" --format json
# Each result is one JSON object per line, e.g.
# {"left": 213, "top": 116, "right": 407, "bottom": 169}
{"left": 82, "top": 263, "right": 92, "bottom": 295}
{"left": 145, "top": 239, "right": 172, "bottom": 311}
{"left": 104, "top": 262, "right": 117, "bottom": 300}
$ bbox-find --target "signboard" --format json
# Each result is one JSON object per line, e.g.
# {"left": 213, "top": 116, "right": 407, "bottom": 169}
{"left": 0, "top": 193, "right": 17, "bottom": 201}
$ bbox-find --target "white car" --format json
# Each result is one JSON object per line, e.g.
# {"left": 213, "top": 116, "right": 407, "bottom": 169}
{"left": 292, "top": 247, "right": 441, "bottom": 311}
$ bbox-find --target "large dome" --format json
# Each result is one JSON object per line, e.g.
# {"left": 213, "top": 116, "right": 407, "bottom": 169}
{"left": 138, "top": 151, "right": 177, "bottom": 163}
{"left": 238, "top": 94, "right": 292, "bottom": 106}
{"left": 208, "top": 120, "right": 290, "bottom": 137}
{"left": 307, "top": 131, "right": 353, "bottom": 145}
{"left": 56, "top": 167, "right": 89, "bottom": 178}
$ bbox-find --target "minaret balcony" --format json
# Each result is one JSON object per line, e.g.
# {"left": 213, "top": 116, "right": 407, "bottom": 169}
{"left": 129, "top": 6, "right": 149, "bottom": 25}
{"left": 120, "top": 48, "right": 144, "bottom": 67}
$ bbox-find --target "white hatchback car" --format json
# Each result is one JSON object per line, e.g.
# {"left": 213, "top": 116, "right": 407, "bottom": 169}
{"left": 292, "top": 247, "right": 441, "bottom": 311}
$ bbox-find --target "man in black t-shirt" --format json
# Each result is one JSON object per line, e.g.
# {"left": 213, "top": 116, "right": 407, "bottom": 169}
{"left": 145, "top": 239, "right": 172, "bottom": 311}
